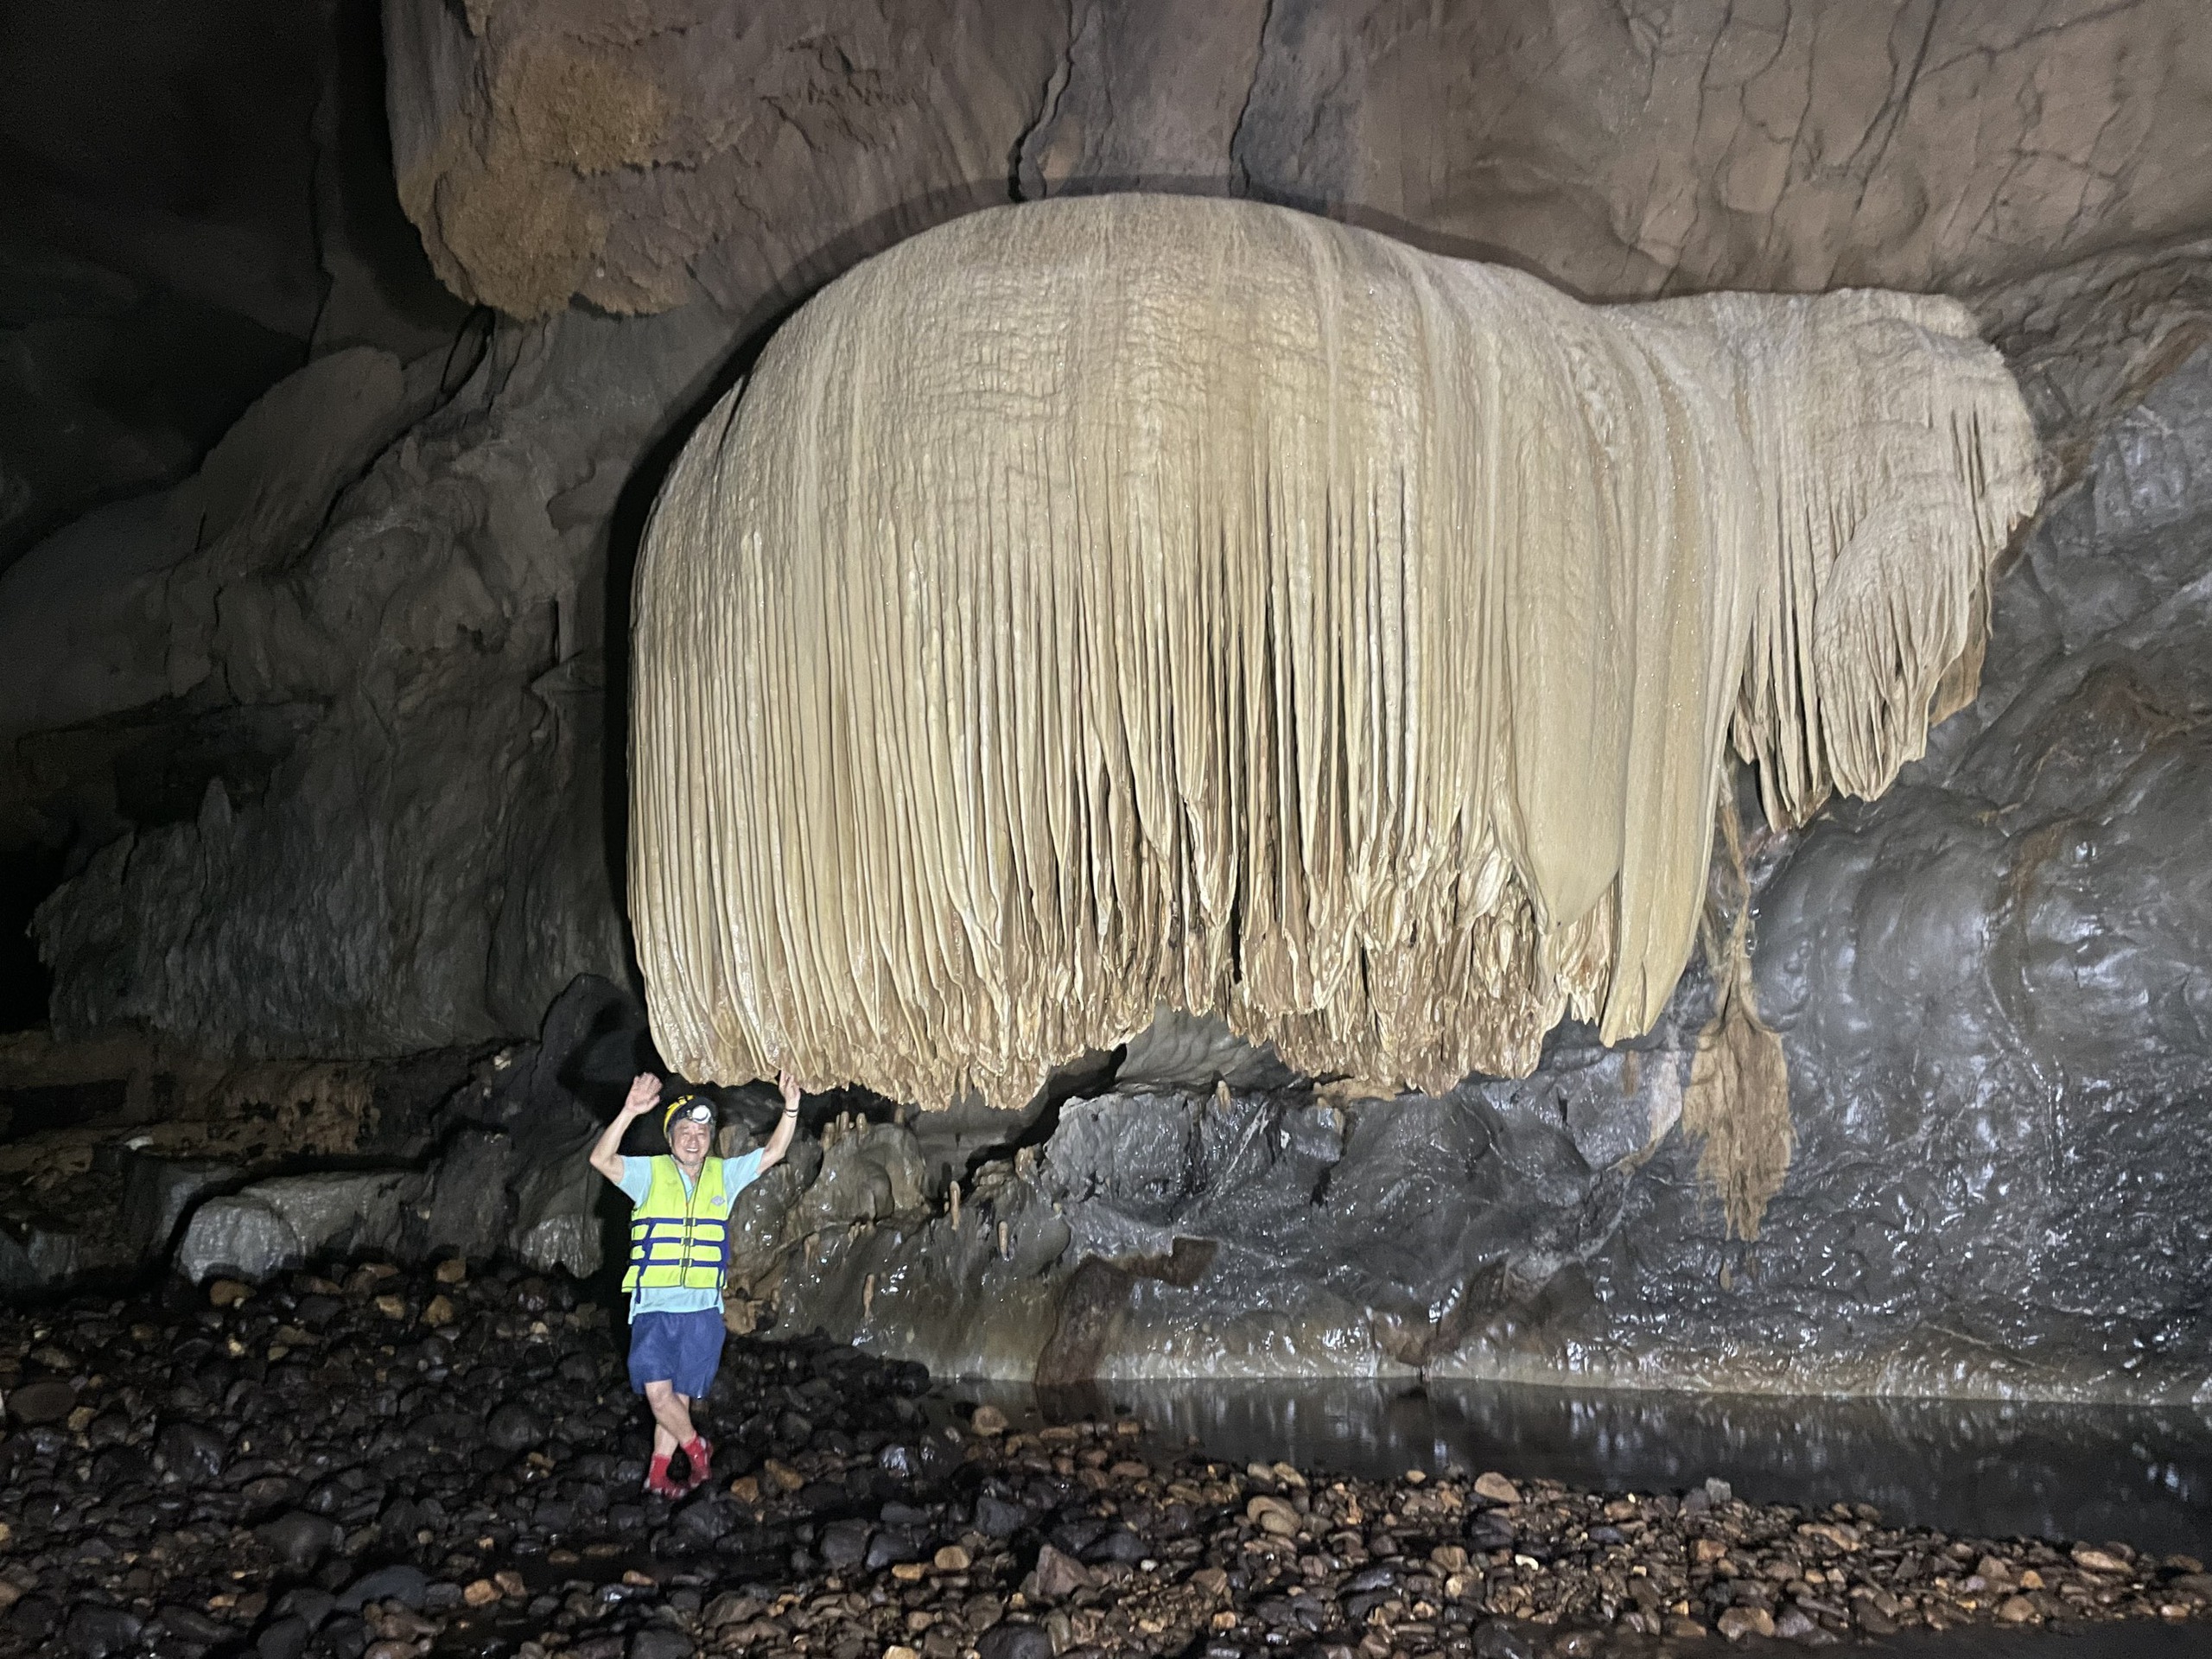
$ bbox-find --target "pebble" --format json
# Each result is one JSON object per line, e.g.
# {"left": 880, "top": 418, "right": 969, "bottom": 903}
{"left": 3, "top": 1376, "right": 73, "bottom": 1426}
{"left": 1473, "top": 1470, "right": 1522, "bottom": 1505}
{"left": 0, "top": 1256, "right": 2207, "bottom": 1659}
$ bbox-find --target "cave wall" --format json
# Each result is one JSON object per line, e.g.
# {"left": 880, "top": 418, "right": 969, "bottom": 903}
{"left": 7, "top": 309, "right": 736, "bottom": 1055}
{"left": 390, "top": 0, "right": 2212, "bottom": 455}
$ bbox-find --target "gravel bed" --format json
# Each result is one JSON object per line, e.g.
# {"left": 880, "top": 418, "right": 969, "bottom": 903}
{"left": 3, "top": 1258, "right": 2209, "bottom": 1658}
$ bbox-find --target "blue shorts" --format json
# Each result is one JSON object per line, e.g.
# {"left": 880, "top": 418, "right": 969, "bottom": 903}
{"left": 626, "top": 1308, "right": 726, "bottom": 1398}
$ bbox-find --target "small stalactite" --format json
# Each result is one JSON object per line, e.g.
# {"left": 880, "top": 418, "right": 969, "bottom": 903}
{"left": 1682, "top": 800, "right": 1793, "bottom": 1241}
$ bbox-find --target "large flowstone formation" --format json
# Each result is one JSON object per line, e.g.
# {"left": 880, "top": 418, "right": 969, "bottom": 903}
{"left": 629, "top": 194, "right": 2041, "bottom": 1116}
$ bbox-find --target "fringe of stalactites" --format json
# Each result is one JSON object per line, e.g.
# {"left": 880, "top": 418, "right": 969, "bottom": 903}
{"left": 627, "top": 196, "right": 2043, "bottom": 1111}
{"left": 1711, "top": 288, "right": 2044, "bottom": 830}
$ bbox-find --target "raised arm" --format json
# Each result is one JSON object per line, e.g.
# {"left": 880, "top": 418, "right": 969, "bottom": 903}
{"left": 589, "top": 1072, "right": 663, "bottom": 1185}
{"left": 758, "top": 1070, "right": 804, "bottom": 1172}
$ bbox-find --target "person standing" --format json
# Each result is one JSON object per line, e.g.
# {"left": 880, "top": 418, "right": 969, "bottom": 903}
{"left": 588, "top": 1069, "right": 802, "bottom": 1496}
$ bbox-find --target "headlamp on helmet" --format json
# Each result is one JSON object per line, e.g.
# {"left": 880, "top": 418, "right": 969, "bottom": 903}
{"left": 661, "top": 1093, "right": 716, "bottom": 1138}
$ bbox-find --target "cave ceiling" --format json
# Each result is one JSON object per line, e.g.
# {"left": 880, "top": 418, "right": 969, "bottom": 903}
{"left": 388, "top": 0, "right": 2212, "bottom": 458}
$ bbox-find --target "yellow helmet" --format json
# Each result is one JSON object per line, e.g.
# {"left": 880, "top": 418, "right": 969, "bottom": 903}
{"left": 660, "top": 1092, "right": 715, "bottom": 1140}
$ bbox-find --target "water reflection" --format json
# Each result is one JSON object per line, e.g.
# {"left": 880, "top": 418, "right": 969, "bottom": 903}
{"left": 1875, "top": 1629, "right": 2212, "bottom": 1658}
{"left": 966, "top": 1377, "right": 2212, "bottom": 1560}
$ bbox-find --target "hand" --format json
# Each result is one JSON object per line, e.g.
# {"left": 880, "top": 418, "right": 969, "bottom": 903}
{"left": 778, "top": 1069, "right": 803, "bottom": 1117}
{"left": 622, "top": 1073, "right": 663, "bottom": 1117}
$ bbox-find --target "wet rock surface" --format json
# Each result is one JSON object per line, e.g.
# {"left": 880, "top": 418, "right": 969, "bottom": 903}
{"left": 2, "top": 1263, "right": 2209, "bottom": 1659}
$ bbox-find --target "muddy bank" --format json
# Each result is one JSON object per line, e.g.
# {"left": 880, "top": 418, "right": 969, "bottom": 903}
{"left": 5, "top": 1258, "right": 2212, "bottom": 1659}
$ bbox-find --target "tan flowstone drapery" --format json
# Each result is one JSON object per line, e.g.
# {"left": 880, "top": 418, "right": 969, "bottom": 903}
{"left": 628, "top": 195, "right": 2040, "bottom": 1219}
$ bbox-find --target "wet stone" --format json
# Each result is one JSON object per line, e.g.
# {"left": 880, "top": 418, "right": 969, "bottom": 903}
{"left": 240, "top": 1474, "right": 302, "bottom": 1517}
{"left": 486, "top": 1400, "right": 548, "bottom": 1451}
{"left": 817, "top": 1518, "right": 873, "bottom": 1568}
{"left": 256, "top": 1611, "right": 312, "bottom": 1659}
{"left": 273, "top": 1586, "right": 334, "bottom": 1627}
{"left": 257, "top": 1510, "right": 339, "bottom": 1572}
{"left": 975, "top": 1624, "right": 1053, "bottom": 1659}
{"left": 61, "top": 1605, "right": 142, "bottom": 1659}
{"left": 5, "top": 1376, "right": 75, "bottom": 1425}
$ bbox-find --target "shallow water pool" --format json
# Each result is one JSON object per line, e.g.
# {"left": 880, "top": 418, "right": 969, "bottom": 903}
{"left": 958, "top": 1376, "right": 2212, "bottom": 1654}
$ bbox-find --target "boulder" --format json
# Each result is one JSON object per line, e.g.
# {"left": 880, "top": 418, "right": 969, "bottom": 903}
{"left": 60, "top": 1605, "right": 141, "bottom": 1659}
{"left": 975, "top": 1624, "right": 1053, "bottom": 1659}
{"left": 155, "top": 1421, "right": 229, "bottom": 1487}
{"left": 256, "top": 1510, "right": 340, "bottom": 1573}
{"left": 484, "top": 1401, "right": 548, "bottom": 1452}
{"left": 175, "top": 1171, "right": 415, "bottom": 1282}
{"left": 793, "top": 1122, "right": 932, "bottom": 1232}
{"left": 336, "top": 1564, "right": 429, "bottom": 1613}
{"left": 507, "top": 1135, "right": 604, "bottom": 1277}
{"left": 0, "top": 1223, "right": 96, "bottom": 1293}
{"left": 423, "top": 1129, "right": 517, "bottom": 1260}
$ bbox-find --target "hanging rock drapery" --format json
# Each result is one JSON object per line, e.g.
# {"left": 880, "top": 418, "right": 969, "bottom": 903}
{"left": 628, "top": 194, "right": 2041, "bottom": 1112}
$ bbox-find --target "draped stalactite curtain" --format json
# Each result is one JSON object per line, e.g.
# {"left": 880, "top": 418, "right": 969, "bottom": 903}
{"left": 626, "top": 194, "right": 2042, "bottom": 1122}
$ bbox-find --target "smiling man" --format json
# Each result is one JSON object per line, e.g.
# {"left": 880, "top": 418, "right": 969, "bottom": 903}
{"left": 589, "top": 1069, "right": 802, "bottom": 1496}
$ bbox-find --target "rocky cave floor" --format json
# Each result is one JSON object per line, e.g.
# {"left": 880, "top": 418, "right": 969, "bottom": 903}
{"left": 3, "top": 1262, "right": 2210, "bottom": 1659}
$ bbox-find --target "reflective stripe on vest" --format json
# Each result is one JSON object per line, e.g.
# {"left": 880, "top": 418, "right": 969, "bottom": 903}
{"left": 621, "top": 1156, "right": 731, "bottom": 1294}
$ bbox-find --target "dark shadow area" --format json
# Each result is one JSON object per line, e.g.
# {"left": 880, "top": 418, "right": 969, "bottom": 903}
{"left": 956, "top": 1046, "right": 1123, "bottom": 1194}
{"left": 311, "top": 0, "right": 477, "bottom": 353}
{"left": 0, "top": 0, "right": 467, "bottom": 574}
{"left": 0, "top": 840, "right": 62, "bottom": 1033}
{"left": 0, "top": 1077, "right": 124, "bottom": 1140}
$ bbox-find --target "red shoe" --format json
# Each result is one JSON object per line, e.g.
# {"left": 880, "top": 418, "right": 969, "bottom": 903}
{"left": 679, "top": 1436, "right": 714, "bottom": 1492}
{"left": 644, "top": 1452, "right": 683, "bottom": 1498}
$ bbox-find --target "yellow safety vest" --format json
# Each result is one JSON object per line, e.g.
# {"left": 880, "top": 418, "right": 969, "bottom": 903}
{"left": 622, "top": 1157, "right": 732, "bottom": 1294}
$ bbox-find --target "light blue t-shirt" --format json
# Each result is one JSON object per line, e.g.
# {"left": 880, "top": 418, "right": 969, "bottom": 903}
{"left": 618, "top": 1150, "right": 766, "bottom": 1318}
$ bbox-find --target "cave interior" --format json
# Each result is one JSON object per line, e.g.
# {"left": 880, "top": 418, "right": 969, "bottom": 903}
{"left": 2, "top": 4, "right": 2212, "bottom": 1657}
